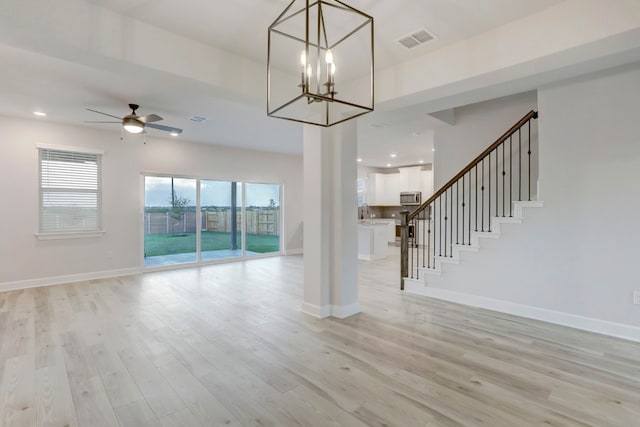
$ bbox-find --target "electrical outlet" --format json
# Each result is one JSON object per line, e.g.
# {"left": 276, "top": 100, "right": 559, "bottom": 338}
{"left": 634, "top": 291, "right": 640, "bottom": 305}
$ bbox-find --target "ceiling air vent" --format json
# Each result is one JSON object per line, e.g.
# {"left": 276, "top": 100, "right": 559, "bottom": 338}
{"left": 397, "top": 28, "right": 435, "bottom": 49}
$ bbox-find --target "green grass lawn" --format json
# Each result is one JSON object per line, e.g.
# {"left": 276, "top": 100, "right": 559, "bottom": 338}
{"left": 144, "top": 231, "right": 280, "bottom": 257}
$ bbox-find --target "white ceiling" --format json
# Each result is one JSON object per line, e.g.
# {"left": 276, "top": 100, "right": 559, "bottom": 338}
{"left": 0, "top": 0, "right": 568, "bottom": 165}
{"left": 84, "top": 0, "right": 561, "bottom": 70}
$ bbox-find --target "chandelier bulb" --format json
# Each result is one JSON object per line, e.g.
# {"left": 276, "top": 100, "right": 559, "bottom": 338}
{"left": 325, "top": 49, "right": 333, "bottom": 64}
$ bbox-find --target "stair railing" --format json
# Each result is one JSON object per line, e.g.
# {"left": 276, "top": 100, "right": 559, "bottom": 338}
{"left": 400, "top": 110, "right": 539, "bottom": 289}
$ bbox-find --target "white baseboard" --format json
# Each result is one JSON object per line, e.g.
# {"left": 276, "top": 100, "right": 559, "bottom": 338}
{"left": 330, "top": 302, "right": 361, "bottom": 319}
{"left": 300, "top": 302, "right": 330, "bottom": 318}
{"left": 414, "top": 287, "right": 640, "bottom": 343}
{"left": 0, "top": 267, "right": 142, "bottom": 292}
{"left": 300, "top": 302, "right": 361, "bottom": 319}
{"left": 285, "top": 248, "right": 303, "bottom": 256}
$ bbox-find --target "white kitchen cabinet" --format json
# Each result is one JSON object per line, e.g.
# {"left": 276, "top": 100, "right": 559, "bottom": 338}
{"left": 357, "top": 223, "right": 388, "bottom": 260}
{"left": 388, "top": 221, "right": 396, "bottom": 243}
{"left": 385, "top": 173, "right": 400, "bottom": 205}
{"left": 399, "top": 166, "right": 422, "bottom": 192}
{"left": 367, "top": 173, "right": 400, "bottom": 206}
{"left": 368, "top": 219, "right": 397, "bottom": 243}
{"left": 367, "top": 168, "right": 434, "bottom": 206}
{"left": 366, "top": 173, "right": 382, "bottom": 205}
{"left": 420, "top": 169, "right": 434, "bottom": 199}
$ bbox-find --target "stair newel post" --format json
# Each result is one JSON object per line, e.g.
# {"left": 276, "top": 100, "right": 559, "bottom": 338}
{"left": 400, "top": 210, "right": 410, "bottom": 290}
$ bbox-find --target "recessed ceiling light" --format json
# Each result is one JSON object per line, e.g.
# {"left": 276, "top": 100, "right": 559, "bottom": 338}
{"left": 357, "top": 158, "right": 363, "bottom": 162}
{"left": 419, "top": 160, "right": 425, "bottom": 164}
{"left": 170, "top": 132, "right": 179, "bottom": 137}
{"left": 390, "top": 153, "right": 397, "bottom": 158}
{"left": 33, "top": 111, "right": 47, "bottom": 117}
{"left": 386, "top": 163, "right": 392, "bottom": 167}
{"left": 432, "top": 148, "right": 436, "bottom": 152}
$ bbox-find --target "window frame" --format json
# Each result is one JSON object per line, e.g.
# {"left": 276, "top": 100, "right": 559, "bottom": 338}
{"left": 36, "top": 144, "right": 105, "bottom": 240}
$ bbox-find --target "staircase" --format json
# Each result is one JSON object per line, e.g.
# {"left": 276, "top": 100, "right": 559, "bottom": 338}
{"left": 400, "top": 110, "right": 540, "bottom": 289}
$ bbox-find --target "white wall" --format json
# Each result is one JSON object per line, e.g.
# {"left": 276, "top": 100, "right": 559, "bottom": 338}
{"left": 424, "top": 63, "right": 640, "bottom": 329}
{"left": 433, "top": 91, "right": 538, "bottom": 189}
{"left": 0, "top": 116, "right": 303, "bottom": 286}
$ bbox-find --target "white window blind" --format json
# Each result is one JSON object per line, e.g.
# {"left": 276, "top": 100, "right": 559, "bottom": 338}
{"left": 39, "top": 148, "right": 103, "bottom": 234}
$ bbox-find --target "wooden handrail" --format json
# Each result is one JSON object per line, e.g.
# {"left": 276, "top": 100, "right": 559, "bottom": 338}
{"left": 406, "top": 110, "right": 538, "bottom": 221}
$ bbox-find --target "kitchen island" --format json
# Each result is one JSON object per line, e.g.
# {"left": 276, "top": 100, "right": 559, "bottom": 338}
{"left": 357, "top": 222, "right": 388, "bottom": 260}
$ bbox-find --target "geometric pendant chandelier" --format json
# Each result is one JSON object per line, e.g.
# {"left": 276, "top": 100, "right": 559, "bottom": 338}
{"left": 267, "top": 0, "right": 374, "bottom": 127}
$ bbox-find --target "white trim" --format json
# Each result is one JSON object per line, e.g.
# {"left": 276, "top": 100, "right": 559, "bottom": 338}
{"left": 36, "top": 143, "right": 104, "bottom": 155}
{"left": 285, "top": 248, "right": 303, "bottom": 255}
{"left": 143, "top": 261, "right": 200, "bottom": 274}
{"left": 0, "top": 267, "right": 142, "bottom": 292}
{"left": 408, "top": 285, "right": 640, "bottom": 343}
{"left": 300, "top": 302, "right": 361, "bottom": 319}
{"left": 330, "top": 302, "right": 361, "bottom": 319}
{"left": 35, "top": 231, "right": 106, "bottom": 240}
{"left": 301, "top": 302, "right": 331, "bottom": 318}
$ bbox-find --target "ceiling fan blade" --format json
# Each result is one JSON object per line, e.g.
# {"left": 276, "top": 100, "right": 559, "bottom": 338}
{"left": 146, "top": 123, "right": 183, "bottom": 134}
{"left": 86, "top": 108, "right": 123, "bottom": 120}
{"left": 139, "top": 113, "right": 163, "bottom": 123}
{"left": 84, "top": 121, "right": 121, "bottom": 123}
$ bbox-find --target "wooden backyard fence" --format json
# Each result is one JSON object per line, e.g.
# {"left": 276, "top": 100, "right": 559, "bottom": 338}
{"left": 144, "top": 208, "right": 280, "bottom": 235}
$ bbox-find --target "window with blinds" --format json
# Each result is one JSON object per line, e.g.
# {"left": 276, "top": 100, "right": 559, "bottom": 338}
{"left": 39, "top": 148, "right": 103, "bottom": 234}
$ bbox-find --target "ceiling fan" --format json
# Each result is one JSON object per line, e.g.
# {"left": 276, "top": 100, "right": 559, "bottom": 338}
{"left": 85, "top": 104, "right": 183, "bottom": 136}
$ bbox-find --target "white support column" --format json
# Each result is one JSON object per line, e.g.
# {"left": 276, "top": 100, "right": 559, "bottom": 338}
{"left": 302, "top": 121, "right": 359, "bottom": 319}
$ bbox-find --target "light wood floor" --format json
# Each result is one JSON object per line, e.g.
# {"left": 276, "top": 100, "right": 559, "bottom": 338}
{"left": 1, "top": 251, "right": 639, "bottom": 427}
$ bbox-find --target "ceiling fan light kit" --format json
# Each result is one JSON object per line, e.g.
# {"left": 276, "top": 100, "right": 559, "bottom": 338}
{"left": 267, "top": 0, "right": 374, "bottom": 127}
{"left": 86, "top": 103, "right": 183, "bottom": 137}
{"left": 122, "top": 116, "right": 144, "bottom": 134}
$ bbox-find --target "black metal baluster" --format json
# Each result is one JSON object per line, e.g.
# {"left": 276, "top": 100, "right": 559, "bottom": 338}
{"left": 528, "top": 119, "right": 532, "bottom": 201}
{"left": 415, "top": 219, "right": 419, "bottom": 279}
{"left": 495, "top": 148, "right": 498, "bottom": 218}
{"left": 502, "top": 142, "right": 505, "bottom": 217}
{"left": 519, "top": 128, "right": 522, "bottom": 201}
{"left": 427, "top": 204, "right": 431, "bottom": 268}
{"left": 456, "top": 181, "right": 459, "bottom": 245}
{"left": 462, "top": 174, "right": 465, "bottom": 245}
{"left": 432, "top": 203, "right": 436, "bottom": 268}
{"left": 450, "top": 187, "right": 453, "bottom": 256}
{"left": 422, "top": 207, "right": 426, "bottom": 268}
{"left": 481, "top": 159, "right": 485, "bottom": 232}
{"left": 475, "top": 165, "right": 478, "bottom": 232}
{"left": 409, "top": 219, "right": 413, "bottom": 278}
{"left": 488, "top": 154, "right": 491, "bottom": 232}
{"left": 439, "top": 197, "right": 442, "bottom": 257}
{"left": 468, "top": 171, "right": 472, "bottom": 244}
{"left": 509, "top": 135, "right": 513, "bottom": 217}
{"left": 444, "top": 190, "right": 448, "bottom": 257}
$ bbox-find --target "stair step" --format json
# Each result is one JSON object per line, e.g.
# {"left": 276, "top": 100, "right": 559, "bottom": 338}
{"left": 403, "top": 277, "right": 426, "bottom": 291}
{"left": 513, "top": 200, "right": 544, "bottom": 217}
{"left": 435, "top": 256, "right": 459, "bottom": 265}
{"left": 514, "top": 200, "right": 544, "bottom": 208}
{"left": 403, "top": 200, "right": 543, "bottom": 286}
{"left": 454, "top": 244, "right": 479, "bottom": 253}
{"left": 418, "top": 266, "right": 441, "bottom": 276}
{"left": 472, "top": 231, "right": 501, "bottom": 239}
{"left": 493, "top": 216, "right": 523, "bottom": 224}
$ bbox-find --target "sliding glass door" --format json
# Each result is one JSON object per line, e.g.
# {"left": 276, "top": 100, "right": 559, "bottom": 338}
{"left": 245, "top": 183, "right": 281, "bottom": 256}
{"left": 200, "top": 180, "right": 243, "bottom": 261}
{"left": 144, "top": 176, "right": 197, "bottom": 267}
{"left": 144, "top": 175, "right": 281, "bottom": 268}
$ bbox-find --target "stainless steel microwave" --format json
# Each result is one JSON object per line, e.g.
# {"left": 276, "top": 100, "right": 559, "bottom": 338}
{"left": 400, "top": 192, "right": 421, "bottom": 205}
